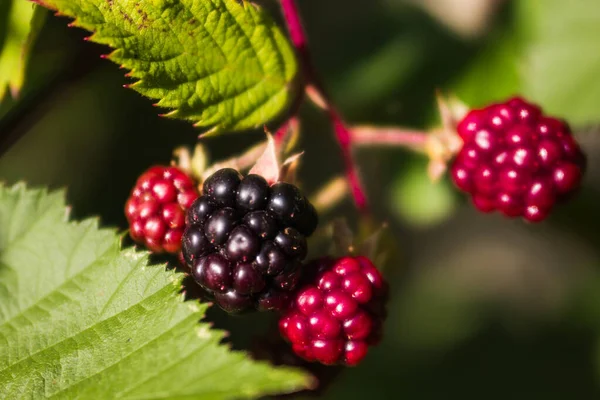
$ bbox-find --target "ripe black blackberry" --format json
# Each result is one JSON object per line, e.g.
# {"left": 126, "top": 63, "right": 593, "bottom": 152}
{"left": 182, "top": 168, "right": 318, "bottom": 314}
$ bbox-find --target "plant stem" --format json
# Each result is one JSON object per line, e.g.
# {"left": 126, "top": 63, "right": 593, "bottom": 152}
{"left": 0, "top": 40, "right": 102, "bottom": 159}
{"left": 328, "top": 110, "right": 368, "bottom": 210}
{"left": 0, "top": 77, "right": 63, "bottom": 158}
{"left": 279, "top": 0, "right": 369, "bottom": 214}
{"left": 273, "top": 116, "right": 299, "bottom": 149}
{"left": 351, "top": 125, "right": 429, "bottom": 151}
{"left": 310, "top": 175, "right": 348, "bottom": 216}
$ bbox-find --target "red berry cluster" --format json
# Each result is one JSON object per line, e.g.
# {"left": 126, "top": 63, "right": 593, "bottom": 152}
{"left": 451, "top": 97, "right": 586, "bottom": 222}
{"left": 279, "top": 256, "right": 387, "bottom": 366}
{"left": 125, "top": 166, "right": 199, "bottom": 253}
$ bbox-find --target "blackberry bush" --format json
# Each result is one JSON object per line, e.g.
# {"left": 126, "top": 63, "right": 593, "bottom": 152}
{"left": 279, "top": 256, "right": 388, "bottom": 366}
{"left": 182, "top": 168, "right": 318, "bottom": 314}
{"left": 450, "top": 97, "right": 586, "bottom": 222}
{"left": 10, "top": 0, "right": 597, "bottom": 396}
{"left": 125, "top": 166, "right": 199, "bottom": 253}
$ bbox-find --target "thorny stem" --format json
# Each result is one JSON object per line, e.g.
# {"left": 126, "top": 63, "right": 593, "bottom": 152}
{"left": 279, "top": 0, "right": 369, "bottom": 214}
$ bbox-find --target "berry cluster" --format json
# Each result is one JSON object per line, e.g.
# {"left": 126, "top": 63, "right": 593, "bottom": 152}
{"left": 182, "top": 168, "right": 318, "bottom": 314}
{"left": 451, "top": 97, "right": 585, "bottom": 222}
{"left": 125, "top": 166, "right": 198, "bottom": 253}
{"left": 279, "top": 256, "right": 387, "bottom": 366}
{"left": 125, "top": 166, "right": 389, "bottom": 366}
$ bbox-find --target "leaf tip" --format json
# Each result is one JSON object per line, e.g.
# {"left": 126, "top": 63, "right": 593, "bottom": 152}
{"left": 196, "top": 325, "right": 212, "bottom": 339}
{"left": 9, "top": 84, "right": 22, "bottom": 100}
{"left": 304, "top": 374, "right": 319, "bottom": 391}
{"left": 196, "top": 126, "right": 220, "bottom": 138}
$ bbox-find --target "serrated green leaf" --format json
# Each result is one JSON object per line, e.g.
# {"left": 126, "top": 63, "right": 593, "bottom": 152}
{"left": 0, "top": 183, "right": 311, "bottom": 399}
{"left": 0, "top": 2, "right": 46, "bottom": 101}
{"left": 32, "top": 0, "right": 300, "bottom": 134}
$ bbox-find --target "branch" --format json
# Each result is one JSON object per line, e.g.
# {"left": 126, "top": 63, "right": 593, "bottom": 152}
{"left": 0, "top": 40, "right": 103, "bottom": 158}
{"left": 351, "top": 125, "right": 428, "bottom": 151}
{"left": 310, "top": 175, "right": 349, "bottom": 216}
{"left": 273, "top": 116, "right": 299, "bottom": 150}
{"left": 279, "top": 0, "right": 369, "bottom": 213}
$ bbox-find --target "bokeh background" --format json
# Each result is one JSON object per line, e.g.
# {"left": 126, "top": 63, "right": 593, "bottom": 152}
{"left": 2, "top": 0, "right": 600, "bottom": 398}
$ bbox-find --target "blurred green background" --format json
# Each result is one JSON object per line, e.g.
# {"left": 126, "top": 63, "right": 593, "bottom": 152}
{"left": 2, "top": 0, "right": 600, "bottom": 398}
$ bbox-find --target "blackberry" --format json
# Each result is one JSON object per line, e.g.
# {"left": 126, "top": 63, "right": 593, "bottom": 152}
{"left": 125, "top": 166, "right": 198, "bottom": 254}
{"left": 279, "top": 256, "right": 388, "bottom": 366}
{"left": 451, "top": 96, "right": 586, "bottom": 222}
{"left": 182, "top": 168, "right": 319, "bottom": 313}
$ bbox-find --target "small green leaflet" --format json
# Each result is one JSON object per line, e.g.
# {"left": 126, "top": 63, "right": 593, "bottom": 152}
{"left": 0, "top": 2, "right": 46, "bottom": 101}
{"left": 31, "top": 0, "right": 300, "bottom": 134}
{"left": 0, "top": 184, "right": 312, "bottom": 399}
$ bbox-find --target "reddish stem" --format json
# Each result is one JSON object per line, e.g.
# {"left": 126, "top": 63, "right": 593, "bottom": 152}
{"left": 329, "top": 110, "right": 368, "bottom": 210}
{"left": 279, "top": 0, "right": 307, "bottom": 50}
{"left": 279, "top": 0, "right": 369, "bottom": 213}
{"left": 351, "top": 126, "right": 428, "bottom": 150}
{"left": 273, "top": 116, "right": 299, "bottom": 149}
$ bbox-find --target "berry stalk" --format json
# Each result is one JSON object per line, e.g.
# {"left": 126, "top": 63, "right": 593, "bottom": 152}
{"left": 350, "top": 125, "right": 429, "bottom": 150}
{"left": 279, "top": 0, "right": 369, "bottom": 214}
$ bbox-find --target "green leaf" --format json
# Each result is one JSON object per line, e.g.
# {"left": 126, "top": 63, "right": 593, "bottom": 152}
{"left": 454, "top": 0, "right": 600, "bottom": 125}
{"left": 0, "top": 2, "right": 46, "bottom": 101}
{"left": 32, "top": 0, "right": 300, "bottom": 134}
{"left": 0, "top": 183, "right": 311, "bottom": 399}
{"left": 452, "top": 30, "right": 521, "bottom": 108}
{"left": 390, "top": 159, "right": 457, "bottom": 228}
{"left": 519, "top": 0, "right": 600, "bottom": 125}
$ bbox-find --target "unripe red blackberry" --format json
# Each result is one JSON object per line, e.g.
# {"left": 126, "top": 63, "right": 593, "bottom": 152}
{"left": 451, "top": 96, "right": 586, "bottom": 222}
{"left": 182, "top": 168, "right": 319, "bottom": 314}
{"left": 279, "top": 256, "right": 387, "bottom": 366}
{"left": 125, "top": 166, "right": 199, "bottom": 253}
